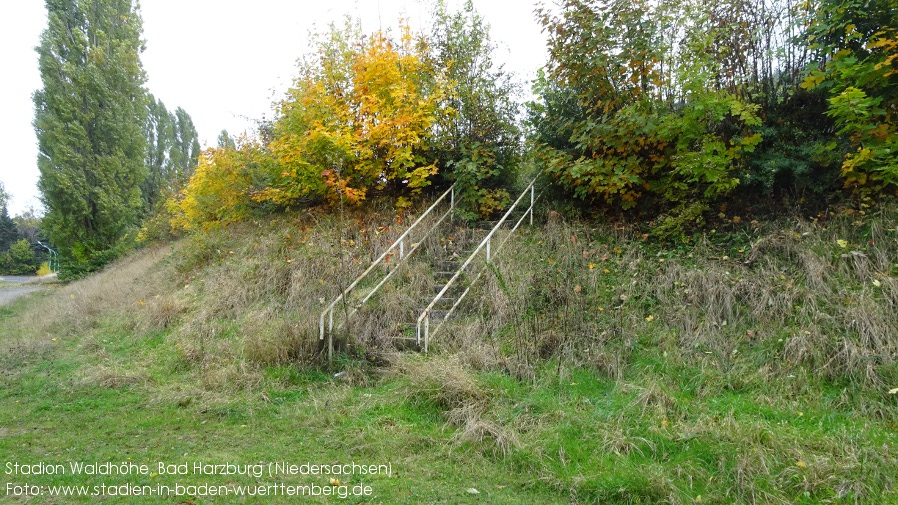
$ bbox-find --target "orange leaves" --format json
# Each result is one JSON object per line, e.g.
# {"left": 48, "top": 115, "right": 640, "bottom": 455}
{"left": 262, "top": 21, "right": 446, "bottom": 208}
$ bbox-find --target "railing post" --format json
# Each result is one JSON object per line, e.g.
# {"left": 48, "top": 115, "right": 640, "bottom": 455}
{"left": 486, "top": 238, "right": 491, "bottom": 262}
{"left": 399, "top": 240, "right": 405, "bottom": 259}
{"left": 450, "top": 186, "right": 455, "bottom": 222}
{"left": 424, "top": 316, "right": 430, "bottom": 353}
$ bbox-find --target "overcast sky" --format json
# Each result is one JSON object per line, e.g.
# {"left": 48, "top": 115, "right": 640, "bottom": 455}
{"left": 0, "top": 1, "right": 547, "bottom": 216}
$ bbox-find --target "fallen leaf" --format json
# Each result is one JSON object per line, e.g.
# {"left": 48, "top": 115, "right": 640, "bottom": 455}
{"left": 837, "top": 239, "right": 848, "bottom": 248}
{"left": 466, "top": 488, "right": 480, "bottom": 495}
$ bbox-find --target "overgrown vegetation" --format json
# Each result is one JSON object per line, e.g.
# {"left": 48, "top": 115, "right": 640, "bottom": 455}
{"left": 529, "top": 0, "right": 898, "bottom": 237}
{"left": 0, "top": 182, "right": 45, "bottom": 275}
{"left": 3, "top": 200, "right": 896, "bottom": 502}
{"left": 7, "top": 0, "right": 898, "bottom": 502}
{"left": 32, "top": 0, "right": 201, "bottom": 277}
{"left": 166, "top": 2, "right": 523, "bottom": 234}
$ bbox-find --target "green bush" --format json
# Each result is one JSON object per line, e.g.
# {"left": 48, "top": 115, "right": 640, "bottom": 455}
{"left": 0, "top": 239, "right": 40, "bottom": 275}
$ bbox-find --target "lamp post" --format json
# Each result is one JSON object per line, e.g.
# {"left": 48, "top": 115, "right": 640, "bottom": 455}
{"left": 36, "top": 241, "right": 58, "bottom": 274}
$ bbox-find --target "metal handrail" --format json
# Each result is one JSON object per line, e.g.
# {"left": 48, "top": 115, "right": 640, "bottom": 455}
{"left": 320, "top": 184, "right": 456, "bottom": 362}
{"left": 416, "top": 177, "right": 539, "bottom": 352}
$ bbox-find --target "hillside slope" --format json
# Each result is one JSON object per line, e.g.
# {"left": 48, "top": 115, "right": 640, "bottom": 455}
{"left": 1, "top": 202, "right": 897, "bottom": 503}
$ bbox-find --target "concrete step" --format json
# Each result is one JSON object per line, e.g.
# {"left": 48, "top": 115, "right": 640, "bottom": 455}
{"left": 430, "top": 283, "right": 464, "bottom": 295}
{"left": 421, "top": 309, "right": 450, "bottom": 323}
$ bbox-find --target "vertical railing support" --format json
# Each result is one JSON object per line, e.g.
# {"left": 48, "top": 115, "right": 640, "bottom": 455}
{"left": 319, "top": 183, "right": 457, "bottom": 362}
{"left": 415, "top": 176, "right": 540, "bottom": 348}
{"left": 450, "top": 186, "right": 455, "bottom": 222}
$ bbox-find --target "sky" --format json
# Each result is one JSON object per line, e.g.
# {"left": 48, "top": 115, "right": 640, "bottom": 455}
{"left": 0, "top": 0, "right": 548, "bottom": 217}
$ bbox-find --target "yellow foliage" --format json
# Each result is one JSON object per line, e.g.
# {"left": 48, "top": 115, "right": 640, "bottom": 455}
{"left": 168, "top": 138, "right": 274, "bottom": 231}
{"left": 264, "top": 22, "right": 446, "bottom": 207}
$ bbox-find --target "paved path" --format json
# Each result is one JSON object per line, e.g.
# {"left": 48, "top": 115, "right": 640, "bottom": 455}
{"left": 0, "top": 275, "right": 55, "bottom": 306}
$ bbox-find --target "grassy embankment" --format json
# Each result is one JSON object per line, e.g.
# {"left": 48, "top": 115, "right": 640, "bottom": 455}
{"left": 1, "top": 200, "right": 897, "bottom": 504}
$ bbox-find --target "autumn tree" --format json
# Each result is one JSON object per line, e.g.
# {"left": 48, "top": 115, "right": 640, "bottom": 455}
{"left": 535, "top": 0, "right": 761, "bottom": 222}
{"left": 800, "top": 0, "right": 898, "bottom": 191}
{"left": 33, "top": 0, "right": 148, "bottom": 274}
{"left": 168, "top": 136, "right": 275, "bottom": 231}
{"left": 258, "top": 20, "right": 447, "bottom": 208}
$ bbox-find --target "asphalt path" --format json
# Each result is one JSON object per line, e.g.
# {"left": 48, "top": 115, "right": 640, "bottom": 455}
{"left": 0, "top": 275, "right": 55, "bottom": 306}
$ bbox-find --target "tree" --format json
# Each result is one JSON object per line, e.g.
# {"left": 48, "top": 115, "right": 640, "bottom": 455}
{"left": 0, "top": 204, "right": 17, "bottom": 252}
{"left": 0, "top": 181, "right": 8, "bottom": 209}
{"left": 13, "top": 207, "right": 45, "bottom": 245}
{"left": 172, "top": 107, "right": 200, "bottom": 184}
{"left": 0, "top": 239, "right": 40, "bottom": 275}
{"left": 143, "top": 94, "right": 175, "bottom": 210}
{"left": 532, "top": 0, "right": 763, "bottom": 236}
{"left": 143, "top": 96, "right": 200, "bottom": 210}
{"left": 258, "top": 21, "right": 446, "bottom": 208}
{"left": 0, "top": 182, "right": 17, "bottom": 251}
{"left": 801, "top": 0, "right": 898, "bottom": 191}
{"left": 217, "top": 129, "right": 237, "bottom": 149}
{"left": 33, "top": 0, "right": 148, "bottom": 274}
{"left": 168, "top": 136, "right": 275, "bottom": 231}
{"left": 428, "top": 0, "right": 522, "bottom": 218}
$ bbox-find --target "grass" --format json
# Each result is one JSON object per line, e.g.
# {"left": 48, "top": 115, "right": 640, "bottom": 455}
{"left": 1, "top": 200, "right": 897, "bottom": 503}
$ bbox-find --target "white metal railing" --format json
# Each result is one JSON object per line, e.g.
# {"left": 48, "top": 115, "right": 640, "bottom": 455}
{"left": 320, "top": 184, "right": 456, "bottom": 362}
{"left": 416, "top": 177, "right": 539, "bottom": 352}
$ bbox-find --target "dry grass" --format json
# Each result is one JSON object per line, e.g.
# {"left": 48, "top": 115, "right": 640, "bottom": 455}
{"left": 1, "top": 245, "right": 171, "bottom": 348}
{"left": 79, "top": 363, "right": 151, "bottom": 389}
{"left": 395, "top": 355, "right": 519, "bottom": 456}
{"left": 1, "top": 197, "right": 503, "bottom": 424}
{"left": 440, "top": 202, "right": 898, "bottom": 393}
{"left": 3, "top": 197, "right": 897, "bottom": 503}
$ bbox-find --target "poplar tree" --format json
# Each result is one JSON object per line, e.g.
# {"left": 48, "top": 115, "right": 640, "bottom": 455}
{"left": 172, "top": 107, "right": 200, "bottom": 183}
{"left": 33, "top": 0, "right": 148, "bottom": 273}
{"left": 143, "top": 97, "right": 200, "bottom": 210}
